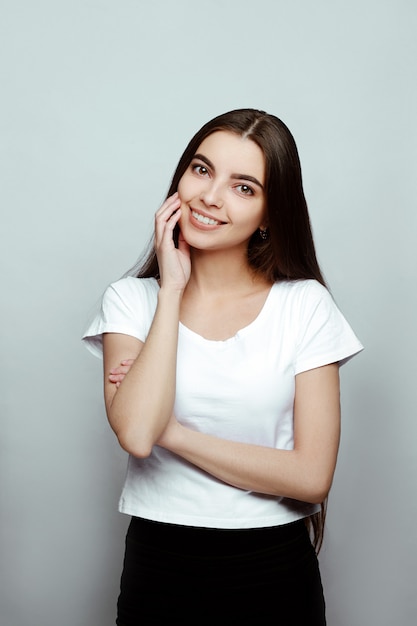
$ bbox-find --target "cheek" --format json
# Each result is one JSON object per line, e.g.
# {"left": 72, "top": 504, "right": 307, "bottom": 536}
{"left": 177, "top": 173, "right": 191, "bottom": 198}
{"left": 246, "top": 202, "right": 266, "bottom": 226}
{"left": 177, "top": 178, "right": 184, "bottom": 199}
{"left": 178, "top": 172, "right": 202, "bottom": 201}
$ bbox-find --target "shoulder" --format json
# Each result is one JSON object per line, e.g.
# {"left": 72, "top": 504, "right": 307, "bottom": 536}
{"left": 102, "top": 276, "right": 160, "bottom": 313}
{"left": 269, "top": 280, "right": 343, "bottom": 339}
{"left": 271, "top": 279, "right": 331, "bottom": 310}
{"left": 282, "top": 280, "right": 364, "bottom": 371}
{"left": 107, "top": 276, "right": 159, "bottom": 302}
{"left": 82, "top": 277, "right": 159, "bottom": 358}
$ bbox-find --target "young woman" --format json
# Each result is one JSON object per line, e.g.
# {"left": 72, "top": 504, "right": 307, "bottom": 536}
{"left": 83, "top": 108, "right": 363, "bottom": 625}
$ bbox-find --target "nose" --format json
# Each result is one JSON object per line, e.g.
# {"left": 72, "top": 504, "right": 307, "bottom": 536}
{"left": 200, "top": 181, "right": 223, "bottom": 209}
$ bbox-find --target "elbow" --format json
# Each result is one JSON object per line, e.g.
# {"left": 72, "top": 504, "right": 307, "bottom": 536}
{"left": 115, "top": 428, "right": 154, "bottom": 459}
{"left": 107, "top": 406, "right": 155, "bottom": 458}
{"left": 304, "top": 478, "right": 333, "bottom": 505}
{"left": 291, "top": 451, "right": 336, "bottom": 504}
{"left": 305, "top": 490, "right": 329, "bottom": 506}
{"left": 297, "top": 471, "right": 333, "bottom": 505}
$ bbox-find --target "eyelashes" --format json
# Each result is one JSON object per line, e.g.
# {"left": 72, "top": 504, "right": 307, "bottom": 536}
{"left": 191, "top": 164, "right": 209, "bottom": 176}
{"left": 190, "top": 162, "right": 255, "bottom": 196}
{"left": 235, "top": 184, "right": 254, "bottom": 196}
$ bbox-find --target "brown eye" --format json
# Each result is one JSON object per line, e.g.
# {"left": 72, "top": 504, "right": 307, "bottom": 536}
{"left": 192, "top": 164, "right": 209, "bottom": 176}
{"left": 236, "top": 184, "right": 254, "bottom": 196}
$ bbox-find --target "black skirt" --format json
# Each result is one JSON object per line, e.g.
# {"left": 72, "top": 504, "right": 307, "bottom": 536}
{"left": 116, "top": 516, "right": 326, "bottom": 625}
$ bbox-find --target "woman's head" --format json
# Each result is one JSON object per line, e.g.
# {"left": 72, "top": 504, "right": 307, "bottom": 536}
{"left": 138, "top": 108, "right": 325, "bottom": 285}
{"left": 176, "top": 129, "right": 268, "bottom": 256}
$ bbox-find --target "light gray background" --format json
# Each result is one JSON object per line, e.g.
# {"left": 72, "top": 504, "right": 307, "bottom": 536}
{"left": 1, "top": 1, "right": 416, "bottom": 625}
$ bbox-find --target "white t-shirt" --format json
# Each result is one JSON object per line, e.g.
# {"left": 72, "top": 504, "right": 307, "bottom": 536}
{"left": 83, "top": 276, "right": 363, "bottom": 529}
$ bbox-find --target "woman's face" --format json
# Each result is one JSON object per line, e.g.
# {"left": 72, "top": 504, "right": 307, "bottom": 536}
{"left": 177, "top": 130, "right": 267, "bottom": 252}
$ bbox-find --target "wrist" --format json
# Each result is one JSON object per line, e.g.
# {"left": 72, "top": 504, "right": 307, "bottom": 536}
{"left": 158, "top": 419, "right": 185, "bottom": 452}
{"left": 157, "top": 285, "right": 184, "bottom": 302}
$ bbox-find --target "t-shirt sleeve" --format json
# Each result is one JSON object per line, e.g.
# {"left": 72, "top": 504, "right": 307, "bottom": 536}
{"left": 294, "top": 281, "right": 364, "bottom": 375}
{"left": 82, "top": 277, "right": 157, "bottom": 359}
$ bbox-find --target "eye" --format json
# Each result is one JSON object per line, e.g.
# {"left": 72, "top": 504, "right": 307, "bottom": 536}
{"left": 192, "top": 163, "right": 209, "bottom": 177}
{"left": 236, "top": 184, "right": 254, "bottom": 196}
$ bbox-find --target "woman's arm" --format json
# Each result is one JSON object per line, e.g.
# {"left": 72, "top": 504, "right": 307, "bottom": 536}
{"left": 103, "top": 193, "right": 191, "bottom": 458}
{"left": 103, "top": 291, "right": 181, "bottom": 457}
{"left": 158, "top": 363, "right": 341, "bottom": 503}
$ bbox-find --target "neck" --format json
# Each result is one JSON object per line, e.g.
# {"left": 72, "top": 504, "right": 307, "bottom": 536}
{"left": 186, "top": 247, "right": 269, "bottom": 295}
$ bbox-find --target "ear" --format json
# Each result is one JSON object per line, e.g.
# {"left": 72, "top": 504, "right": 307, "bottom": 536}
{"left": 259, "top": 210, "right": 268, "bottom": 232}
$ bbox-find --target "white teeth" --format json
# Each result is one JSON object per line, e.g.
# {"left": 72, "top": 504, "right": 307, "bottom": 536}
{"left": 191, "top": 210, "right": 220, "bottom": 226}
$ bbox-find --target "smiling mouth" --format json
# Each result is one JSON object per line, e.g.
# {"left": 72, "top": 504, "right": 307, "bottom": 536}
{"left": 191, "top": 209, "right": 224, "bottom": 226}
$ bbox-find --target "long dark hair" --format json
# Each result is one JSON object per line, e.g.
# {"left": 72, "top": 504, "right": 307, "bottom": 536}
{"left": 133, "top": 108, "right": 328, "bottom": 550}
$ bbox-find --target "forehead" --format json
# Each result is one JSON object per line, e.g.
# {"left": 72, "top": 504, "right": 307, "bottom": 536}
{"left": 196, "top": 131, "right": 265, "bottom": 182}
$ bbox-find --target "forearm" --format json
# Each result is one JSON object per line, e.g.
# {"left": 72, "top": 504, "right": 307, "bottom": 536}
{"left": 159, "top": 364, "right": 340, "bottom": 502}
{"left": 108, "top": 288, "right": 183, "bottom": 456}
{"left": 161, "top": 424, "right": 334, "bottom": 504}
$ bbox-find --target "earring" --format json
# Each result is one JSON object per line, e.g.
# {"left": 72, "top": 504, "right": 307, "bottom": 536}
{"left": 259, "top": 228, "right": 268, "bottom": 240}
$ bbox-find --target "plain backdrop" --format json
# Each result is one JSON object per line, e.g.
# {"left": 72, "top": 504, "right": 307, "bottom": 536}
{"left": 1, "top": 1, "right": 416, "bottom": 625}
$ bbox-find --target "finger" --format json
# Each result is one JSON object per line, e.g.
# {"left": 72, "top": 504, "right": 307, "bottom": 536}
{"left": 163, "top": 207, "right": 182, "bottom": 231}
{"left": 155, "top": 208, "right": 182, "bottom": 248}
{"left": 155, "top": 200, "right": 181, "bottom": 234}
{"left": 109, "top": 367, "right": 129, "bottom": 376}
{"left": 109, "top": 361, "right": 134, "bottom": 374}
{"left": 177, "top": 228, "right": 190, "bottom": 254}
{"left": 120, "top": 359, "right": 135, "bottom": 366}
{"left": 155, "top": 193, "right": 180, "bottom": 219}
{"left": 109, "top": 374, "right": 125, "bottom": 383}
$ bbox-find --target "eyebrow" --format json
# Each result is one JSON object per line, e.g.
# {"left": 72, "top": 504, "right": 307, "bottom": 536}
{"left": 193, "top": 153, "right": 264, "bottom": 190}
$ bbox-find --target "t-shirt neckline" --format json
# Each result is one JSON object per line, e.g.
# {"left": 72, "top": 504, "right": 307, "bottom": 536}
{"left": 178, "top": 283, "right": 277, "bottom": 345}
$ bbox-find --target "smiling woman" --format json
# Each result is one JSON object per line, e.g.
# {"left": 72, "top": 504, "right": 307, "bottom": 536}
{"left": 177, "top": 131, "right": 267, "bottom": 251}
{"left": 82, "top": 108, "right": 363, "bottom": 625}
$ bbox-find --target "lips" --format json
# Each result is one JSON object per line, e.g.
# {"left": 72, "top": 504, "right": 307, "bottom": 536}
{"left": 190, "top": 208, "right": 225, "bottom": 226}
